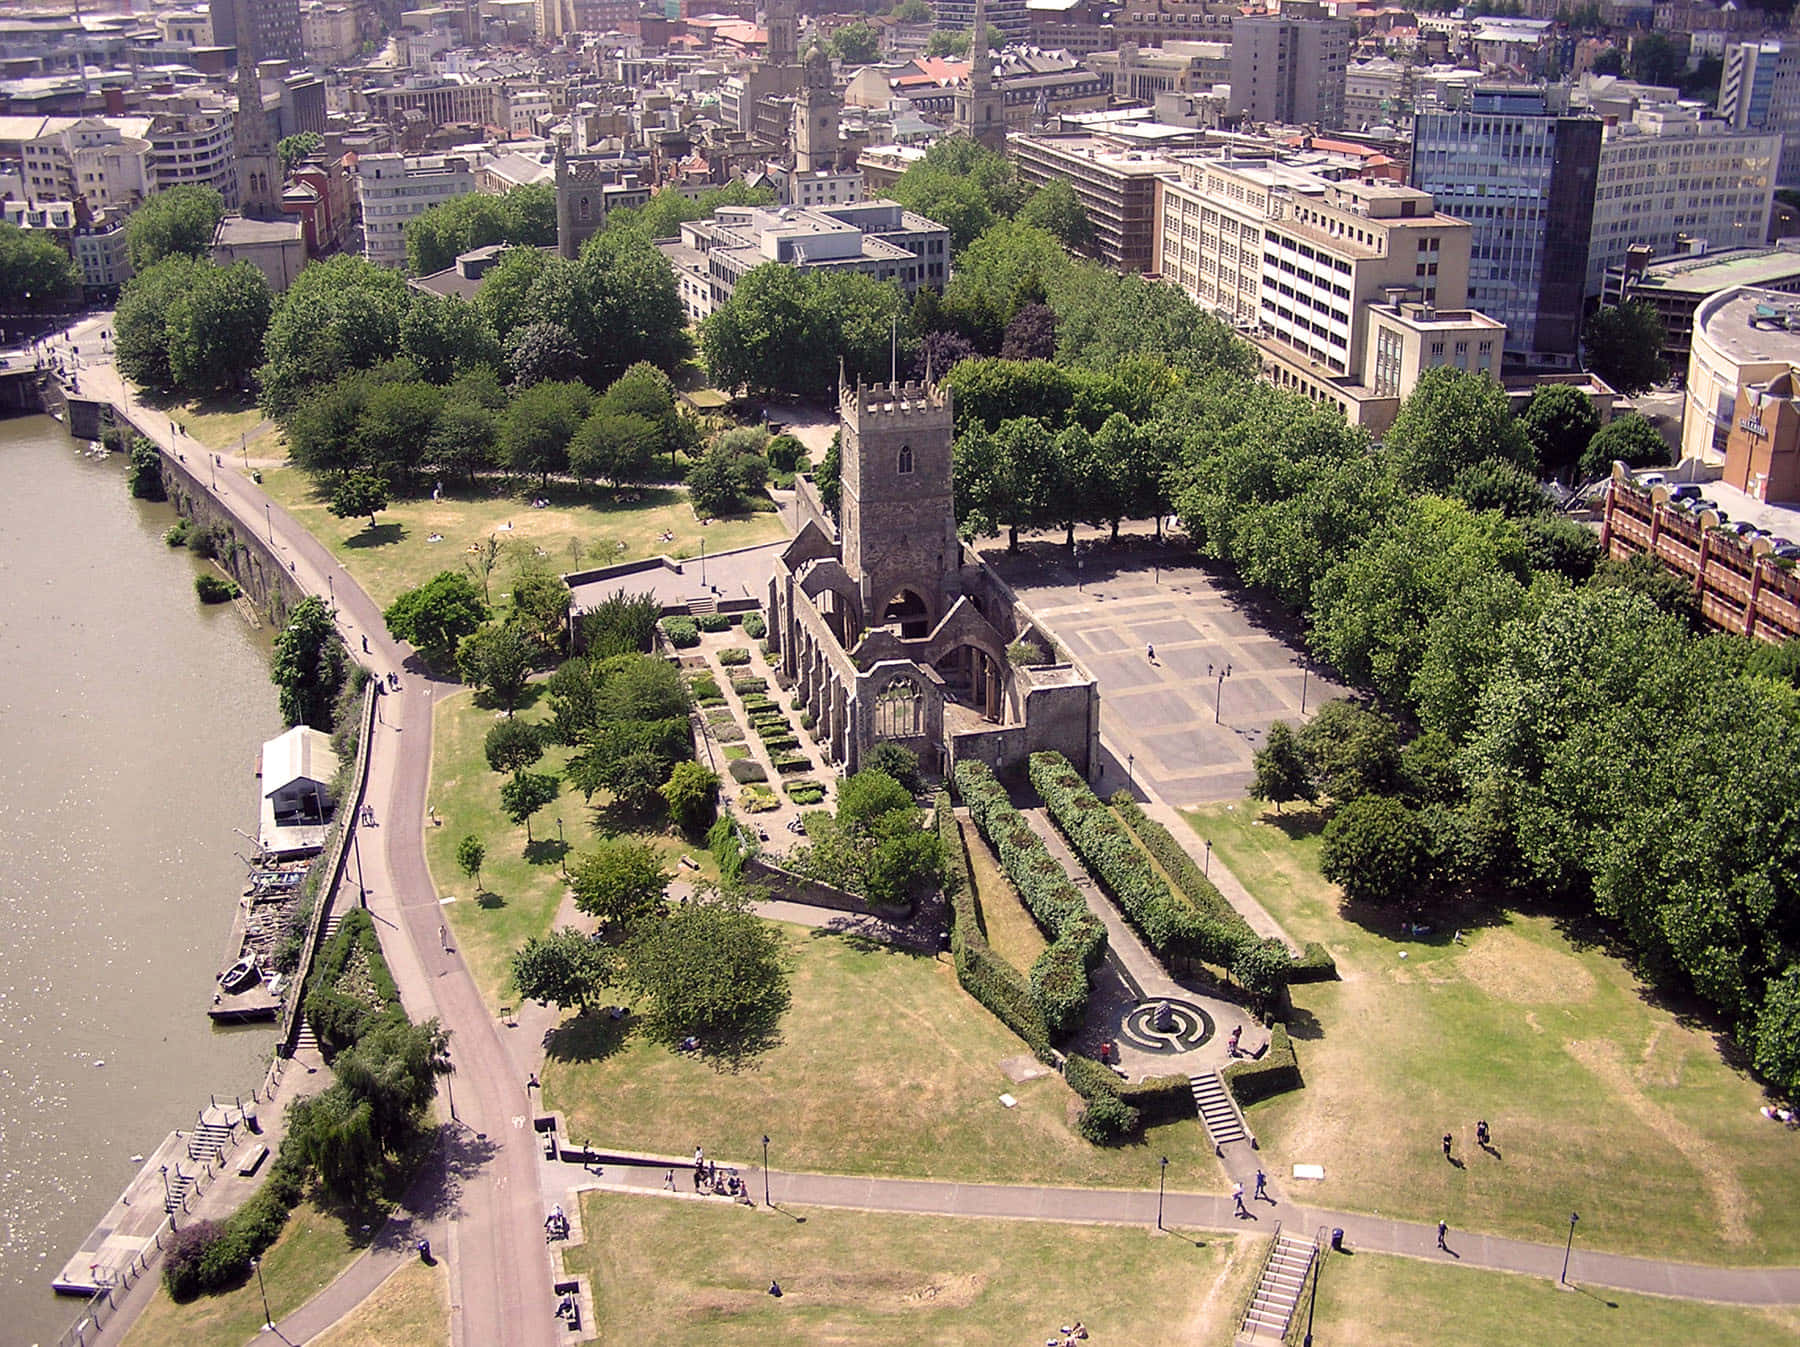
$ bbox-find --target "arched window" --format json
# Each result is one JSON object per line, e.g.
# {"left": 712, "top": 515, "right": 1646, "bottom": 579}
{"left": 578, "top": 195, "right": 592, "bottom": 220}
{"left": 897, "top": 444, "right": 914, "bottom": 475}
{"left": 874, "top": 676, "right": 925, "bottom": 738}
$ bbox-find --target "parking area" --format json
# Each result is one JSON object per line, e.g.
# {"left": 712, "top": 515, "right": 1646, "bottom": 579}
{"left": 982, "top": 534, "right": 1347, "bottom": 807}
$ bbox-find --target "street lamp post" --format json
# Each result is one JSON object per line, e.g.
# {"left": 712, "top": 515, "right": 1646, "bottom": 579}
{"left": 557, "top": 817, "right": 567, "bottom": 876}
{"left": 1204, "top": 839, "right": 1212, "bottom": 878}
{"left": 1300, "top": 662, "right": 1310, "bottom": 715}
{"left": 352, "top": 824, "right": 368, "bottom": 908}
{"left": 1560, "top": 1212, "right": 1580, "bottom": 1286}
{"left": 265, "top": 501, "right": 273, "bottom": 544}
{"left": 700, "top": 538, "right": 707, "bottom": 588}
{"left": 158, "top": 1164, "right": 171, "bottom": 1209}
{"left": 762, "top": 1134, "right": 772, "bottom": 1207}
{"left": 251, "top": 1255, "right": 275, "bottom": 1331}
{"left": 1156, "top": 1155, "right": 1168, "bottom": 1230}
{"left": 1214, "top": 669, "right": 1227, "bottom": 724}
{"left": 1126, "top": 752, "right": 1134, "bottom": 790}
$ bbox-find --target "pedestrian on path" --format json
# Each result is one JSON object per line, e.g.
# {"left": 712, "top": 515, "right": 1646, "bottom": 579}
{"left": 1253, "top": 1169, "right": 1267, "bottom": 1201}
{"left": 1146, "top": 643, "right": 1156, "bottom": 662}
{"left": 362, "top": 634, "right": 370, "bottom": 653}
{"left": 1442, "top": 1132, "right": 1453, "bottom": 1161}
{"left": 1232, "top": 1181, "right": 1247, "bottom": 1217}
{"left": 1437, "top": 1220, "right": 1450, "bottom": 1253}
{"left": 665, "top": 1169, "right": 676, "bottom": 1190}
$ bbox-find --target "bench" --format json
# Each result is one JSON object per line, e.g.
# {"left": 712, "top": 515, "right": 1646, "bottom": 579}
{"left": 236, "top": 1144, "right": 268, "bottom": 1177}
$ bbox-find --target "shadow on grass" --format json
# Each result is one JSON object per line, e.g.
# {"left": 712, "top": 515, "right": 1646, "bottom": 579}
{"left": 344, "top": 522, "right": 407, "bottom": 549}
{"left": 1266, "top": 805, "right": 1329, "bottom": 840}
{"left": 1283, "top": 1004, "right": 1324, "bottom": 1042}
{"left": 474, "top": 888, "right": 506, "bottom": 910}
{"left": 523, "top": 836, "right": 570, "bottom": 868}
{"left": 472, "top": 681, "right": 546, "bottom": 716}
{"left": 544, "top": 1008, "right": 635, "bottom": 1066}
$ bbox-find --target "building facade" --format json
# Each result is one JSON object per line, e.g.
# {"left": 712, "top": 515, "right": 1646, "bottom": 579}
{"left": 357, "top": 152, "right": 476, "bottom": 267}
{"left": 146, "top": 107, "right": 240, "bottom": 205}
{"left": 301, "top": 2, "right": 361, "bottom": 64}
{"left": 1010, "top": 133, "right": 1179, "bottom": 273}
{"left": 21, "top": 118, "right": 148, "bottom": 212}
{"left": 1411, "top": 86, "right": 1602, "bottom": 364}
{"left": 211, "top": 0, "right": 304, "bottom": 64}
{"left": 1718, "top": 39, "right": 1800, "bottom": 187}
{"left": 1228, "top": 13, "right": 1352, "bottom": 131}
{"left": 935, "top": 0, "right": 1032, "bottom": 42}
{"left": 1682, "top": 284, "right": 1800, "bottom": 463}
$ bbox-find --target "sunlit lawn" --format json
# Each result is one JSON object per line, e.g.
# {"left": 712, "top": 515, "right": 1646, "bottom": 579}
{"left": 542, "top": 924, "right": 1221, "bottom": 1189}
{"left": 1188, "top": 800, "right": 1800, "bottom": 1263}
{"left": 422, "top": 688, "right": 717, "bottom": 1013}
{"left": 309, "top": 1257, "right": 448, "bottom": 1347}
{"left": 564, "top": 1191, "right": 1253, "bottom": 1347}
{"left": 134, "top": 389, "right": 269, "bottom": 453}
{"left": 959, "top": 817, "right": 1046, "bottom": 972}
{"left": 1310, "top": 1249, "right": 1800, "bottom": 1347}
{"left": 261, "top": 466, "right": 785, "bottom": 610}
{"left": 121, "top": 1202, "right": 361, "bottom": 1347}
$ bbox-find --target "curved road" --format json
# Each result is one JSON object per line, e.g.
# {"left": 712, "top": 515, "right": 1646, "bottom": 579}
{"left": 78, "top": 355, "right": 561, "bottom": 1347}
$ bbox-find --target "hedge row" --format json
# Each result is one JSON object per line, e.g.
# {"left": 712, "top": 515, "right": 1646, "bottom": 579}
{"left": 1061, "top": 1054, "right": 1196, "bottom": 1142}
{"left": 1221, "top": 1023, "right": 1301, "bottom": 1105}
{"left": 163, "top": 1141, "right": 310, "bottom": 1299}
{"left": 936, "top": 792, "right": 1054, "bottom": 1061}
{"left": 954, "top": 759, "right": 1105, "bottom": 1037}
{"left": 303, "top": 908, "right": 403, "bottom": 1058}
{"left": 663, "top": 617, "right": 699, "bottom": 647}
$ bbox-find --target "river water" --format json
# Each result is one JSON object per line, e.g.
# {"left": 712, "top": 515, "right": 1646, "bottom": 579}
{"left": 0, "top": 416, "right": 281, "bottom": 1346}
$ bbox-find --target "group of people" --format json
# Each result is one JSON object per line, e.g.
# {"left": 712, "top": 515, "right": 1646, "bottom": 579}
{"left": 688, "top": 1147, "right": 750, "bottom": 1202}
{"left": 1044, "top": 1323, "right": 1088, "bottom": 1346}
{"left": 1442, "top": 1119, "right": 1496, "bottom": 1162}
{"left": 543, "top": 1205, "right": 569, "bottom": 1241}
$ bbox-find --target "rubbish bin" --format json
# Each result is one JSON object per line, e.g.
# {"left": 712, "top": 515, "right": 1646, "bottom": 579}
{"left": 1330, "top": 1228, "right": 1345, "bottom": 1252}
{"left": 937, "top": 927, "right": 952, "bottom": 953}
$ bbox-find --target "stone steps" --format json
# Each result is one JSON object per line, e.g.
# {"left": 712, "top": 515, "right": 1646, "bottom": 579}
{"left": 1191, "top": 1068, "right": 1247, "bottom": 1147}
{"left": 1238, "top": 1231, "right": 1314, "bottom": 1341}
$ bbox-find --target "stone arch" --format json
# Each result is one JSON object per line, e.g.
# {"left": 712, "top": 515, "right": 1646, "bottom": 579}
{"left": 872, "top": 671, "right": 928, "bottom": 738}
{"left": 798, "top": 559, "right": 865, "bottom": 646}
{"left": 878, "top": 585, "right": 933, "bottom": 639}
{"left": 932, "top": 640, "right": 1005, "bottom": 723}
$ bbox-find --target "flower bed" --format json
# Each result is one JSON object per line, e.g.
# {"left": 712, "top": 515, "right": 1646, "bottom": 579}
{"left": 718, "top": 646, "right": 751, "bottom": 666}
{"left": 739, "top": 784, "right": 779, "bottom": 812}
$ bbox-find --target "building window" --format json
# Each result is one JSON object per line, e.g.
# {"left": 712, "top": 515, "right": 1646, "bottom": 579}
{"left": 898, "top": 444, "right": 914, "bottom": 475}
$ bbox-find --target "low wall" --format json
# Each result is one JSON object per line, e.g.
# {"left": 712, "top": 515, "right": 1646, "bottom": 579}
{"left": 741, "top": 854, "right": 910, "bottom": 919}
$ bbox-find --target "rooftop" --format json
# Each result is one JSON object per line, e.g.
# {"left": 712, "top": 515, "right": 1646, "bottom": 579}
{"left": 215, "top": 216, "right": 305, "bottom": 246}
{"left": 1696, "top": 285, "right": 1800, "bottom": 368}
{"left": 1622, "top": 246, "right": 1800, "bottom": 297}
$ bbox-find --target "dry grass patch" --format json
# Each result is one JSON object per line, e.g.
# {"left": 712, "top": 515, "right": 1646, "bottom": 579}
{"left": 960, "top": 818, "right": 1046, "bottom": 971}
{"left": 309, "top": 1257, "right": 448, "bottom": 1347}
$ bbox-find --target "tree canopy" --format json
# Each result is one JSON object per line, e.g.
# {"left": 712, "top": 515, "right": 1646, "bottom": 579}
{"left": 1582, "top": 299, "right": 1669, "bottom": 395}
{"left": 124, "top": 185, "right": 224, "bottom": 271}
{"left": 384, "top": 571, "right": 489, "bottom": 665}
{"left": 0, "top": 223, "right": 80, "bottom": 307}
{"left": 403, "top": 186, "right": 556, "bottom": 276}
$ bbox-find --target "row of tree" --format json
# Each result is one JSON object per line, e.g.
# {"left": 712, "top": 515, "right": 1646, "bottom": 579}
{"left": 403, "top": 182, "right": 556, "bottom": 277}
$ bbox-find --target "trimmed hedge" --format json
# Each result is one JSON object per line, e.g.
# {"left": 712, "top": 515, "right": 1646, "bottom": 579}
{"left": 742, "top": 612, "right": 766, "bottom": 639}
{"left": 663, "top": 617, "right": 699, "bottom": 647}
{"left": 696, "top": 612, "right": 732, "bottom": 632}
{"left": 733, "top": 676, "right": 770, "bottom": 695}
{"left": 709, "top": 814, "right": 750, "bottom": 883}
{"left": 1291, "top": 942, "right": 1339, "bottom": 984}
{"left": 303, "top": 908, "right": 402, "bottom": 1058}
{"left": 937, "top": 792, "right": 1054, "bottom": 1061}
{"left": 718, "top": 647, "right": 751, "bottom": 666}
{"left": 728, "top": 759, "right": 767, "bottom": 783}
{"left": 787, "top": 780, "right": 826, "bottom": 805}
{"left": 1222, "top": 1023, "right": 1301, "bottom": 1105}
{"left": 773, "top": 753, "right": 812, "bottom": 773}
{"left": 689, "top": 673, "right": 723, "bottom": 704}
{"left": 954, "top": 759, "right": 1105, "bottom": 1037}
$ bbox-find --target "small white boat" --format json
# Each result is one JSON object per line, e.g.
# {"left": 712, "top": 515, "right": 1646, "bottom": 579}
{"left": 219, "top": 956, "right": 260, "bottom": 993}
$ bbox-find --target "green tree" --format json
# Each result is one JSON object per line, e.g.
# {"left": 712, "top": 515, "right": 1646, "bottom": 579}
{"left": 1628, "top": 30, "right": 1682, "bottom": 85}
{"left": 835, "top": 769, "right": 914, "bottom": 833}
{"left": 475, "top": 242, "right": 552, "bottom": 343}
{"left": 456, "top": 833, "right": 486, "bottom": 889}
{"left": 400, "top": 291, "right": 503, "bottom": 384}
{"left": 457, "top": 622, "right": 535, "bottom": 710}
{"left": 286, "top": 1088, "right": 380, "bottom": 1204}
{"left": 1753, "top": 965, "right": 1800, "bottom": 1095}
{"left": 115, "top": 256, "right": 201, "bottom": 390}
{"left": 1017, "top": 181, "right": 1094, "bottom": 253}
{"left": 426, "top": 394, "right": 499, "bottom": 483}
{"left": 570, "top": 836, "right": 671, "bottom": 937}
{"left": 502, "top": 379, "right": 591, "bottom": 484}
{"left": 1296, "top": 700, "right": 1401, "bottom": 803}
{"left": 124, "top": 184, "right": 224, "bottom": 271}
{"left": 0, "top": 222, "right": 80, "bottom": 307}
{"left": 830, "top": 20, "right": 880, "bottom": 62}
{"left": 1449, "top": 457, "right": 1548, "bottom": 519}
{"left": 891, "top": 0, "right": 930, "bottom": 19}
{"left": 862, "top": 741, "right": 922, "bottom": 794}
{"left": 509, "top": 568, "right": 573, "bottom": 652}
{"left": 1580, "top": 412, "right": 1669, "bottom": 479}
{"left": 1581, "top": 300, "right": 1669, "bottom": 395}
{"left": 620, "top": 891, "right": 790, "bottom": 1051}
{"left": 404, "top": 186, "right": 558, "bottom": 276}
{"left": 259, "top": 254, "right": 412, "bottom": 416}
{"left": 271, "top": 596, "right": 346, "bottom": 729}
{"left": 1249, "top": 721, "right": 1316, "bottom": 812}
{"left": 384, "top": 571, "right": 489, "bottom": 665}
{"left": 1319, "top": 794, "right": 1432, "bottom": 906}
{"left": 484, "top": 716, "right": 544, "bottom": 772}
{"left": 599, "top": 651, "right": 690, "bottom": 722}
{"left": 942, "top": 220, "right": 1069, "bottom": 341}
{"left": 504, "top": 320, "right": 583, "bottom": 388}
{"left": 328, "top": 469, "right": 390, "bottom": 528}
{"left": 358, "top": 378, "right": 442, "bottom": 482}
{"left": 1517, "top": 383, "right": 1601, "bottom": 482}
{"left": 126, "top": 437, "right": 165, "bottom": 500}
{"left": 163, "top": 260, "right": 273, "bottom": 393}
{"left": 601, "top": 180, "right": 776, "bottom": 245}
{"left": 579, "top": 590, "right": 660, "bottom": 657}
{"left": 277, "top": 131, "right": 323, "bottom": 173}
{"left": 511, "top": 927, "right": 615, "bottom": 1012}
{"left": 571, "top": 410, "right": 661, "bottom": 485}
{"left": 1384, "top": 366, "right": 1534, "bottom": 490}
{"left": 500, "top": 768, "right": 560, "bottom": 841}
{"left": 661, "top": 760, "right": 719, "bottom": 836}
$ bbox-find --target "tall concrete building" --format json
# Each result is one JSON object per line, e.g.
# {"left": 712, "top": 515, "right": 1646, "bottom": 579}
{"left": 1718, "top": 40, "right": 1800, "bottom": 187}
{"left": 936, "top": 0, "right": 1031, "bottom": 43}
{"left": 358, "top": 153, "right": 476, "bottom": 267}
{"left": 211, "top": 0, "right": 303, "bottom": 64}
{"left": 1228, "top": 9, "right": 1351, "bottom": 130}
{"left": 794, "top": 45, "right": 841, "bottom": 173}
{"left": 1412, "top": 86, "right": 1602, "bottom": 364}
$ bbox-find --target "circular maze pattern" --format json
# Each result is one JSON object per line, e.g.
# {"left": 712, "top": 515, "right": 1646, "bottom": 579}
{"left": 1117, "top": 998, "right": 1215, "bottom": 1055}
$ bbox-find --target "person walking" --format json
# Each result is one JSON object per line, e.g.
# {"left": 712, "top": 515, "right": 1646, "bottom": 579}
{"left": 1232, "top": 1181, "right": 1247, "bottom": 1217}
{"left": 1442, "top": 1132, "right": 1453, "bottom": 1161}
{"left": 664, "top": 1168, "right": 676, "bottom": 1191}
{"left": 1253, "top": 1169, "right": 1267, "bottom": 1201}
{"left": 1436, "top": 1220, "right": 1449, "bottom": 1251}
{"left": 1146, "top": 643, "right": 1156, "bottom": 662}
{"left": 1476, "top": 1119, "right": 1491, "bottom": 1149}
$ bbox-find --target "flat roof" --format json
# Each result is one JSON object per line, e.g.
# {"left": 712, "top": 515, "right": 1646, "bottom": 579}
{"left": 1627, "top": 247, "right": 1800, "bottom": 297}
{"left": 1697, "top": 286, "right": 1800, "bottom": 367}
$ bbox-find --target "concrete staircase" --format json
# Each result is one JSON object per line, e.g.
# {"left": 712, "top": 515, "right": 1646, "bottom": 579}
{"left": 290, "top": 913, "right": 344, "bottom": 1056}
{"left": 1237, "top": 1228, "right": 1314, "bottom": 1342}
{"left": 1191, "top": 1068, "right": 1247, "bottom": 1147}
{"left": 686, "top": 595, "right": 718, "bottom": 615}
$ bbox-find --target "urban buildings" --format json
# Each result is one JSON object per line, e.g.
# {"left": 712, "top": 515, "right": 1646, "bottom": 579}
{"left": 20, "top": 117, "right": 150, "bottom": 212}
{"left": 658, "top": 200, "right": 949, "bottom": 322}
{"left": 1227, "top": 10, "right": 1352, "bottom": 131}
{"left": 1718, "top": 39, "right": 1800, "bottom": 187}
{"left": 1412, "top": 86, "right": 1602, "bottom": 365}
{"left": 146, "top": 105, "right": 240, "bottom": 204}
{"left": 301, "top": 3, "right": 361, "bottom": 65}
{"left": 357, "top": 152, "right": 476, "bottom": 267}
{"left": 210, "top": 0, "right": 304, "bottom": 65}
{"left": 1010, "top": 132, "right": 1180, "bottom": 272}
{"left": 1604, "top": 245, "right": 1800, "bottom": 372}
{"left": 935, "top": 0, "right": 1032, "bottom": 43}
{"left": 1682, "top": 285, "right": 1800, "bottom": 463}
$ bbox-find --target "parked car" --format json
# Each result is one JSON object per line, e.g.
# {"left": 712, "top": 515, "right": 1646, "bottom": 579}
{"left": 1669, "top": 483, "right": 1703, "bottom": 502}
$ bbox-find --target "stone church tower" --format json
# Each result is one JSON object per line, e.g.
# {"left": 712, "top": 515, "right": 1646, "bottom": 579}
{"left": 839, "top": 370, "right": 962, "bottom": 634}
{"left": 794, "top": 45, "right": 841, "bottom": 173}
{"left": 952, "top": 0, "right": 1007, "bottom": 155}
{"left": 233, "top": 0, "right": 283, "bottom": 220}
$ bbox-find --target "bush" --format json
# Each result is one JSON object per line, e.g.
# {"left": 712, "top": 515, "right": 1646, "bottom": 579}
{"left": 718, "top": 646, "right": 751, "bottom": 666}
{"left": 709, "top": 813, "right": 750, "bottom": 883}
{"left": 732, "top": 676, "right": 769, "bottom": 695}
{"left": 864, "top": 740, "right": 922, "bottom": 793}
{"left": 938, "top": 792, "right": 1055, "bottom": 1060}
{"left": 741, "top": 695, "right": 776, "bottom": 714}
{"left": 728, "top": 758, "right": 767, "bottom": 783}
{"left": 127, "top": 436, "right": 165, "bottom": 499}
{"left": 742, "top": 611, "right": 767, "bottom": 639}
{"left": 195, "top": 573, "right": 239, "bottom": 603}
{"left": 696, "top": 612, "right": 732, "bottom": 632}
{"left": 165, "top": 518, "right": 192, "bottom": 546}
{"left": 162, "top": 1220, "right": 223, "bottom": 1300}
{"left": 954, "top": 760, "right": 1104, "bottom": 1037}
{"left": 787, "top": 780, "right": 826, "bottom": 804}
{"left": 1290, "top": 941, "right": 1338, "bottom": 983}
{"left": 773, "top": 752, "right": 812, "bottom": 773}
{"left": 762, "top": 733, "right": 800, "bottom": 752}
{"left": 303, "top": 908, "right": 401, "bottom": 1057}
{"left": 1007, "top": 639, "right": 1047, "bottom": 666}
{"left": 1076, "top": 1090, "right": 1141, "bottom": 1144}
{"left": 740, "top": 783, "right": 779, "bottom": 812}
{"left": 1222, "top": 1023, "right": 1301, "bottom": 1104}
{"left": 689, "top": 673, "right": 723, "bottom": 704}
{"left": 662, "top": 616, "right": 699, "bottom": 647}
{"left": 799, "top": 710, "right": 816, "bottom": 731}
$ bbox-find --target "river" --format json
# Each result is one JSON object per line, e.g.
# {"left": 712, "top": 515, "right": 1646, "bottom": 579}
{"left": 0, "top": 415, "right": 281, "bottom": 1346}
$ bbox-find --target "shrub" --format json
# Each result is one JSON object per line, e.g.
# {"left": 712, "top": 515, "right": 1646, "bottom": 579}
{"left": 127, "top": 436, "right": 165, "bottom": 499}
{"left": 710, "top": 719, "right": 745, "bottom": 743}
{"left": 762, "top": 733, "right": 799, "bottom": 752}
{"left": 662, "top": 616, "right": 699, "bottom": 647}
{"left": 689, "top": 673, "right": 723, "bottom": 703}
{"left": 787, "top": 780, "right": 826, "bottom": 804}
{"left": 162, "top": 1219, "right": 223, "bottom": 1300}
{"left": 1222, "top": 1023, "right": 1301, "bottom": 1104}
{"left": 864, "top": 740, "right": 922, "bottom": 793}
{"left": 722, "top": 744, "right": 749, "bottom": 761}
{"left": 1290, "top": 941, "right": 1338, "bottom": 983}
{"left": 740, "top": 783, "right": 779, "bottom": 812}
{"left": 954, "top": 760, "right": 1104, "bottom": 1037}
{"left": 1076, "top": 1090, "right": 1141, "bottom": 1144}
{"left": 740, "top": 694, "right": 776, "bottom": 713}
{"left": 799, "top": 710, "right": 816, "bottom": 731}
{"left": 733, "top": 676, "right": 769, "bottom": 695}
{"left": 165, "top": 518, "right": 192, "bottom": 546}
{"left": 195, "top": 573, "right": 239, "bottom": 603}
{"left": 718, "top": 646, "right": 751, "bottom": 666}
{"left": 303, "top": 908, "right": 401, "bottom": 1057}
{"left": 696, "top": 612, "right": 732, "bottom": 632}
{"left": 728, "top": 759, "right": 767, "bottom": 783}
{"left": 742, "top": 611, "right": 767, "bottom": 639}
{"left": 1007, "top": 639, "right": 1047, "bottom": 666}
{"left": 773, "top": 752, "right": 812, "bottom": 773}
{"left": 709, "top": 814, "right": 750, "bottom": 883}
{"left": 938, "top": 792, "right": 1055, "bottom": 1060}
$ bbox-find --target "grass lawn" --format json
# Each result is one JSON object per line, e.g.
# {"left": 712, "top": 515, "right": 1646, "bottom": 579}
{"left": 132, "top": 390, "right": 270, "bottom": 453}
{"left": 121, "top": 1202, "right": 362, "bottom": 1347}
{"left": 309, "top": 1258, "right": 448, "bottom": 1347}
{"left": 960, "top": 817, "right": 1046, "bottom": 972}
{"left": 1188, "top": 801, "right": 1800, "bottom": 1263}
{"left": 1308, "top": 1249, "right": 1800, "bottom": 1347}
{"left": 563, "top": 1191, "right": 1253, "bottom": 1347}
{"left": 542, "top": 924, "right": 1221, "bottom": 1188}
{"left": 423, "top": 688, "right": 718, "bottom": 1012}
{"left": 260, "top": 467, "right": 785, "bottom": 610}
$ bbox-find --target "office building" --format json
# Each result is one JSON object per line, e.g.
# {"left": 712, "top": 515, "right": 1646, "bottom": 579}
{"left": 146, "top": 106, "right": 240, "bottom": 205}
{"left": 211, "top": 0, "right": 304, "bottom": 64}
{"left": 357, "top": 152, "right": 476, "bottom": 267}
{"left": 1718, "top": 39, "right": 1800, "bottom": 187}
{"left": 301, "top": 3, "right": 360, "bottom": 64}
{"left": 1604, "top": 245, "right": 1800, "bottom": 372}
{"left": 935, "top": 0, "right": 1031, "bottom": 43}
{"left": 21, "top": 117, "right": 149, "bottom": 212}
{"left": 1228, "top": 11, "right": 1352, "bottom": 131}
{"left": 1411, "top": 86, "right": 1602, "bottom": 364}
{"left": 1010, "top": 133, "right": 1180, "bottom": 272}
{"left": 1682, "top": 284, "right": 1800, "bottom": 463}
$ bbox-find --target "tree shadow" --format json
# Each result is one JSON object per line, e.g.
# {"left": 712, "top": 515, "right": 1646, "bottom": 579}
{"left": 398, "top": 1122, "right": 501, "bottom": 1226}
{"left": 344, "top": 522, "right": 407, "bottom": 549}
{"left": 471, "top": 681, "right": 546, "bottom": 716}
{"left": 523, "top": 836, "right": 570, "bottom": 868}
{"left": 1283, "top": 1003, "right": 1324, "bottom": 1042}
{"left": 544, "top": 1008, "right": 635, "bottom": 1065}
{"left": 1266, "top": 805, "right": 1329, "bottom": 840}
{"left": 475, "top": 889, "right": 506, "bottom": 910}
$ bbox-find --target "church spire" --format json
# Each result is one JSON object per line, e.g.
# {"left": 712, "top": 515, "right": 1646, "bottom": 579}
{"left": 233, "top": 0, "right": 282, "bottom": 220}
{"left": 971, "top": 0, "right": 990, "bottom": 92}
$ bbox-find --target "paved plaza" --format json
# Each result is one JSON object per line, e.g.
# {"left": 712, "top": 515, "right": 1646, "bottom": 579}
{"left": 982, "top": 535, "right": 1348, "bottom": 807}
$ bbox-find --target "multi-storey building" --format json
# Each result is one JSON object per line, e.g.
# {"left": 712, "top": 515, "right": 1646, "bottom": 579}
{"left": 1411, "top": 86, "right": 1602, "bottom": 364}
{"left": 357, "top": 152, "right": 476, "bottom": 267}
{"left": 301, "top": 2, "right": 361, "bottom": 64}
{"left": 1228, "top": 11, "right": 1351, "bottom": 130}
{"left": 1026, "top": 0, "right": 1112, "bottom": 56}
{"left": 1009, "top": 133, "right": 1181, "bottom": 273}
{"left": 935, "top": 0, "right": 1032, "bottom": 43}
{"left": 74, "top": 211, "right": 132, "bottom": 295}
{"left": 1345, "top": 58, "right": 1413, "bottom": 130}
{"left": 658, "top": 199, "right": 948, "bottom": 322}
{"left": 145, "top": 106, "right": 240, "bottom": 205}
{"left": 210, "top": 0, "right": 304, "bottom": 64}
{"left": 1604, "top": 245, "right": 1800, "bottom": 373}
{"left": 1587, "top": 103, "right": 1777, "bottom": 295}
{"left": 21, "top": 117, "right": 149, "bottom": 212}
{"left": 1091, "top": 41, "right": 1231, "bottom": 105}
{"left": 1113, "top": 0, "right": 1235, "bottom": 48}
{"left": 360, "top": 76, "right": 501, "bottom": 132}
{"left": 1718, "top": 39, "right": 1800, "bottom": 186}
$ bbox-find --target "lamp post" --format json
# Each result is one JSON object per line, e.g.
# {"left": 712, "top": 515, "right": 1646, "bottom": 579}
{"left": 557, "top": 816, "right": 567, "bottom": 876}
{"left": 1300, "top": 661, "right": 1310, "bottom": 715}
{"left": 1560, "top": 1211, "right": 1580, "bottom": 1286}
{"left": 265, "top": 501, "right": 273, "bottom": 544}
{"left": 1214, "top": 668, "right": 1227, "bottom": 724}
{"left": 1302, "top": 1228, "right": 1325, "bottom": 1347}
{"left": 1155, "top": 1155, "right": 1168, "bottom": 1230}
{"left": 762, "top": 1134, "right": 771, "bottom": 1207}
{"left": 159, "top": 1163, "right": 171, "bottom": 1209}
{"left": 1204, "top": 839, "right": 1212, "bottom": 878}
{"left": 251, "top": 1255, "right": 274, "bottom": 1331}
{"left": 352, "top": 824, "right": 368, "bottom": 908}
{"left": 1126, "top": 752, "right": 1134, "bottom": 790}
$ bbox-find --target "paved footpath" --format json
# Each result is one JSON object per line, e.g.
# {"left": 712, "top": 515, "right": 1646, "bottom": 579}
{"left": 75, "top": 357, "right": 562, "bottom": 1347}
{"left": 553, "top": 1150, "right": 1800, "bottom": 1307}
